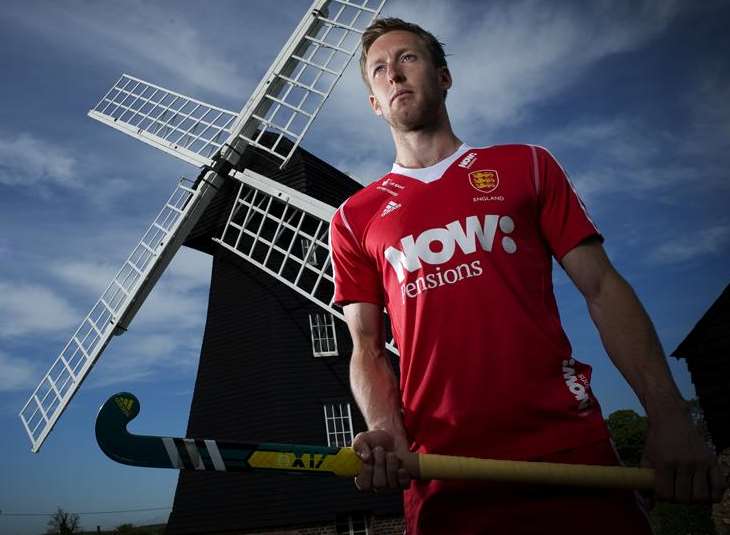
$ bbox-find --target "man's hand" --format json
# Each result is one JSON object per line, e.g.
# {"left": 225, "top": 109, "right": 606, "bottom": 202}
{"left": 642, "top": 408, "right": 727, "bottom": 505}
{"left": 352, "top": 429, "right": 412, "bottom": 492}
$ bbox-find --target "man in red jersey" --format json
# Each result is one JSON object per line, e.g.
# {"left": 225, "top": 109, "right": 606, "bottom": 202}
{"left": 329, "top": 18, "right": 726, "bottom": 534}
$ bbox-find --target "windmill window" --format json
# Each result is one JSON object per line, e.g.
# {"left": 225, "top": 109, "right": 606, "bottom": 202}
{"left": 309, "top": 313, "right": 338, "bottom": 357}
{"left": 336, "top": 513, "right": 370, "bottom": 535}
{"left": 323, "top": 402, "right": 354, "bottom": 447}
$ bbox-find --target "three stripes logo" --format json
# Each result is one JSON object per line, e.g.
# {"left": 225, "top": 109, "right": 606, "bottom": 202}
{"left": 381, "top": 201, "right": 401, "bottom": 217}
{"left": 162, "top": 437, "right": 229, "bottom": 472}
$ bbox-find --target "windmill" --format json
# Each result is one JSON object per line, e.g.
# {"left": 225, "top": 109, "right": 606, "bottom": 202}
{"left": 19, "top": 1, "right": 403, "bottom": 532}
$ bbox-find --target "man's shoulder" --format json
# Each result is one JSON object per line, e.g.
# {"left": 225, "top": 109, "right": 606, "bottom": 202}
{"left": 470, "top": 143, "right": 536, "bottom": 156}
{"left": 466, "top": 144, "right": 558, "bottom": 168}
{"left": 337, "top": 172, "right": 396, "bottom": 218}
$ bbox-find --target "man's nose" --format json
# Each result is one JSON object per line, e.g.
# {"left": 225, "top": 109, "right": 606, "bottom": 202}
{"left": 387, "top": 62, "right": 405, "bottom": 83}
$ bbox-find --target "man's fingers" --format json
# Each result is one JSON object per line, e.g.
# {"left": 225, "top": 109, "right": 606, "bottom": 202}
{"left": 353, "top": 436, "right": 372, "bottom": 462}
{"left": 355, "top": 461, "right": 373, "bottom": 492}
{"left": 351, "top": 430, "right": 410, "bottom": 493}
{"left": 372, "top": 446, "right": 387, "bottom": 489}
{"left": 385, "top": 451, "right": 400, "bottom": 489}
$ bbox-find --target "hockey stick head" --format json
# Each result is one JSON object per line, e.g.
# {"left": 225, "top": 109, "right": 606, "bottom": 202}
{"left": 96, "top": 392, "right": 140, "bottom": 434}
{"left": 94, "top": 392, "right": 364, "bottom": 476}
{"left": 95, "top": 392, "right": 157, "bottom": 468}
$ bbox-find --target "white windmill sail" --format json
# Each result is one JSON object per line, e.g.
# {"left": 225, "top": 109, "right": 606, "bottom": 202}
{"left": 214, "top": 168, "right": 399, "bottom": 354}
{"left": 19, "top": 171, "right": 225, "bottom": 452}
{"left": 88, "top": 74, "right": 237, "bottom": 168}
{"left": 20, "top": 0, "right": 388, "bottom": 452}
{"left": 88, "top": 0, "right": 386, "bottom": 170}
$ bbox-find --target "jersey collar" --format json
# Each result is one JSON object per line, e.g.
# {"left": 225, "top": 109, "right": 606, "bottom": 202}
{"left": 390, "top": 143, "right": 472, "bottom": 183}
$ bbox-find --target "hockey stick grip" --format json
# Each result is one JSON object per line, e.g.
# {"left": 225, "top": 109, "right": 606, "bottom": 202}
{"left": 410, "top": 452, "right": 654, "bottom": 489}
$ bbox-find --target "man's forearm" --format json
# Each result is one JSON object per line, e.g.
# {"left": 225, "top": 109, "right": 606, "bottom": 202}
{"left": 587, "top": 270, "right": 686, "bottom": 419}
{"left": 350, "top": 346, "right": 408, "bottom": 447}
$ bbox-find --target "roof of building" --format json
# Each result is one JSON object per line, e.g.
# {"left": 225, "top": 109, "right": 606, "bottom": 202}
{"left": 672, "top": 283, "right": 730, "bottom": 452}
{"left": 184, "top": 139, "right": 365, "bottom": 255}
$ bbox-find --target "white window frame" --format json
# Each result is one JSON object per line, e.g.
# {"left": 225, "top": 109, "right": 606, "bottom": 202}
{"left": 323, "top": 402, "right": 354, "bottom": 447}
{"left": 336, "top": 513, "right": 370, "bottom": 535}
{"left": 309, "top": 313, "right": 338, "bottom": 357}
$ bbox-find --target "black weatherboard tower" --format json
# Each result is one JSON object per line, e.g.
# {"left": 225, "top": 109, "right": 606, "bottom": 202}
{"left": 168, "top": 143, "right": 402, "bottom": 533}
{"left": 20, "top": 1, "right": 404, "bottom": 532}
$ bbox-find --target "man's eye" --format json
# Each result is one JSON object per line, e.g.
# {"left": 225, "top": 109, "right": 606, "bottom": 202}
{"left": 373, "top": 65, "right": 384, "bottom": 76}
{"left": 401, "top": 54, "right": 416, "bottom": 62}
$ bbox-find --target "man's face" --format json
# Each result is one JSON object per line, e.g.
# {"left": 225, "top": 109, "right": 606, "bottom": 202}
{"left": 365, "top": 30, "right": 451, "bottom": 132}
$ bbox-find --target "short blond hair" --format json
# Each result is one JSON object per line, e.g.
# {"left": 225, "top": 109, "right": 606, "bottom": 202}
{"left": 359, "top": 18, "right": 448, "bottom": 91}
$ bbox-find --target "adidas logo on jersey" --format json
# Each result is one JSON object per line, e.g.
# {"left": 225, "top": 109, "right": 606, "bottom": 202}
{"left": 458, "top": 152, "right": 477, "bottom": 169}
{"left": 381, "top": 201, "right": 401, "bottom": 217}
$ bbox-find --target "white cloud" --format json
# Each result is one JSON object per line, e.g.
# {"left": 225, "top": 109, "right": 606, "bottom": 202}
{"left": 648, "top": 224, "right": 730, "bottom": 265}
{"left": 90, "top": 332, "right": 200, "bottom": 387}
{"left": 0, "top": 351, "right": 37, "bottom": 392}
{"left": 432, "top": 0, "right": 683, "bottom": 131}
{"left": 49, "top": 239, "right": 210, "bottom": 298}
{"left": 312, "top": 0, "right": 688, "bottom": 182}
{"left": 80, "top": 249, "right": 212, "bottom": 386}
{"left": 542, "top": 117, "right": 692, "bottom": 202}
{"left": 166, "top": 248, "right": 214, "bottom": 291}
{"left": 1, "top": 1, "right": 254, "bottom": 102}
{"left": 86, "top": 177, "right": 136, "bottom": 209}
{"left": 0, "top": 283, "right": 78, "bottom": 337}
{"left": 683, "top": 65, "right": 730, "bottom": 168}
{"left": 0, "top": 133, "right": 79, "bottom": 188}
{"left": 51, "top": 261, "right": 117, "bottom": 296}
{"left": 133, "top": 334, "right": 178, "bottom": 358}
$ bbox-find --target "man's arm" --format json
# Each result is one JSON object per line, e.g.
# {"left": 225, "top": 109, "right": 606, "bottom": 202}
{"left": 561, "top": 239, "right": 726, "bottom": 503}
{"left": 344, "top": 302, "right": 411, "bottom": 491}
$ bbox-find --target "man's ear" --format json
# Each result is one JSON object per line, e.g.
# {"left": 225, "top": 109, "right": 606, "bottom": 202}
{"left": 369, "top": 93, "right": 383, "bottom": 117}
{"left": 439, "top": 67, "right": 453, "bottom": 92}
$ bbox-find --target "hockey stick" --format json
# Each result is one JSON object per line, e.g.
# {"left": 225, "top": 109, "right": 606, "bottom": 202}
{"left": 96, "top": 392, "right": 655, "bottom": 489}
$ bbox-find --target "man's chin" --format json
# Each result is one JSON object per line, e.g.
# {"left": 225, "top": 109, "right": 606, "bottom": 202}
{"left": 386, "top": 112, "right": 428, "bottom": 132}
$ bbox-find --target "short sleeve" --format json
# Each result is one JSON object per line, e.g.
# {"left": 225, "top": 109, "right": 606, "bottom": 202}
{"left": 329, "top": 204, "right": 384, "bottom": 307}
{"left": 533, "top": 145, "right": 603, "bottom": 261}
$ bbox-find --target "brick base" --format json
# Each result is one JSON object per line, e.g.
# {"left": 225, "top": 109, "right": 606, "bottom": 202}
{"left": 713, "top": 448, "right": 730, "bottom": 535}
{"left": 232, "top": 513, "right": 404, "bottom": 535}
{"left": 229, "top": 516, "right": 405, "bottom": 535}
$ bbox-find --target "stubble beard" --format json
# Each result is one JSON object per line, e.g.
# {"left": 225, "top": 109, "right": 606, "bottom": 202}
{"left": 385, "top": 90, "right": 445, "bottom": 133}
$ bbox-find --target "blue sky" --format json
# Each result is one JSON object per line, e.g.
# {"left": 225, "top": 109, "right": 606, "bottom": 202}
{"left": 1, "top": 0, "right": 729, "bottom": 533}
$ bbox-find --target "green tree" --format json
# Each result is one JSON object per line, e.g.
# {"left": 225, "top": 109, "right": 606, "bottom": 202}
{"left": 606, "top": 409, "right": 647, "bottom": 466}
{"left": 46, "top": 507, "right": 81, "bottom": 534}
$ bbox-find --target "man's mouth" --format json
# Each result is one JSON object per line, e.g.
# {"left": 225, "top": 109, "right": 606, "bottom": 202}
{"left": 391, "top": 90, "right": 412, "bottom": 104}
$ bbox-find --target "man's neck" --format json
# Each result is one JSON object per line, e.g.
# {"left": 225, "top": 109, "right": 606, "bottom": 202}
{"left": 391, "top": 118, "right": 462, "bottom": 169}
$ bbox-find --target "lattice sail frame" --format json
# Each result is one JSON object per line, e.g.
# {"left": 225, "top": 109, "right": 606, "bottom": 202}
{"left": 87, "top": 0, "right": 386, "bottom": 170}
{"left": 215, "top": 169, "right": 397, "bottom": 354}
{"left": 20, "top": 0, "right": 388, "bottom": 452}
{"left": 20, "top": 172, "right": 225, "bottom": 451}
{"left": 223, "top": 0, "right": 385, "bottom": 168}
{"left": 89, "top": 74, "right": 236, "bottom": 167}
